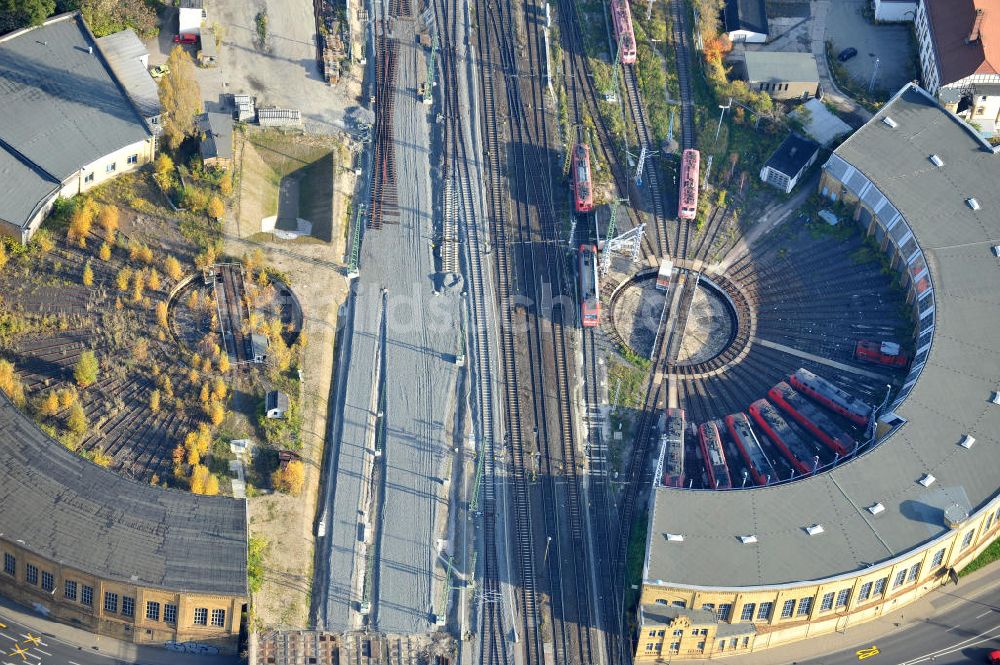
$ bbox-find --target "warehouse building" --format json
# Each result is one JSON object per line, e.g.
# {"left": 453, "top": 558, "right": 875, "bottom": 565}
{"left": 636, "top": 83, "right": 1000, "bottom": 660}
{"left": 742, "top": 51, "right": 820, "bottom": 101}
{"left": 0, "top": 13, "right": 156, "bottom": 243}
{"left": 0, "top": 397, "right": 248, "bottom": 653}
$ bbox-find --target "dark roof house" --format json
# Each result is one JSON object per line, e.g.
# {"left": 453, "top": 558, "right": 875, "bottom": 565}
{"left": 760, "top": 133, "right": 820, "bottom": 193}
{"left": 722, "top": 0, "right": 769, "bottom": 42}
{"left": 197, "top": 112, "right": 234, "bottom": 167}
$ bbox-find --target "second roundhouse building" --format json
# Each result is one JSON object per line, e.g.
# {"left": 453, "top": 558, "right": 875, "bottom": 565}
{"left": 636, "top": 82, "right": 1000, "bottom": 660}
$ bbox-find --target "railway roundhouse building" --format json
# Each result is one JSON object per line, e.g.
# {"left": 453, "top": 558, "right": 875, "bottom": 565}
{"left": 636, "top": 83, "right": 1000, "bottom": 660}
{"left": 0, "top": 398, "right": 248, "bottom": 653}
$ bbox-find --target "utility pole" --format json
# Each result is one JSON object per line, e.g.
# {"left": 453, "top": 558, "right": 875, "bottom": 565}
{"left": 868, "top": 56, "right": 880, "bottom": 93}
{"left": 714, "top": 97, "right": 732, "bottom": 145}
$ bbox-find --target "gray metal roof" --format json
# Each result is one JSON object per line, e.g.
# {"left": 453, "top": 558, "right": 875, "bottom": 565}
{"left": 743, "top": 51, "right": 820, "bottom": 84}
{"left": 646, "top": 84, "right": 1000, "bottom": 589}
{"left": 197, "top": 112, "right": 233, "bottom": 161}
{"left": 96, "top": 29, "right": 162, "bottom": 120}
{"left": 0, "top": 396, "right": 248, "bottom": 596}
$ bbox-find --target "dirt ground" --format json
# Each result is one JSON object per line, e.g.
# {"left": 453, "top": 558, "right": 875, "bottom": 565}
{"left": 233, "top": 130, "right": 357, "bottom": 631}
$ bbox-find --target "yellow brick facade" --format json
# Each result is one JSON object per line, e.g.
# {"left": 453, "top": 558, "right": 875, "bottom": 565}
{"left": 636, "top": 498, "right": 1000, "bottom": 660}
{"left": 0, "top": 537, "right": 244, "bottom": 654}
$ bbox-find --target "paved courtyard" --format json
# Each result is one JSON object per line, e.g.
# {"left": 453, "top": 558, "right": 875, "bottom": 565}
{"left": 825, "top": 0, "right": 917, "bottom": 96}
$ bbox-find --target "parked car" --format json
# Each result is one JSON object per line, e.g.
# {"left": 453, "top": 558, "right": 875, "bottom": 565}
{"left": 174, "top": 33, "right": 198, "bottom": 44}
{"left": 837, "top": 47, "right": 858, "bottom": 62}
{"left": 149, "top": 64, "right": 170, "bottom": 79}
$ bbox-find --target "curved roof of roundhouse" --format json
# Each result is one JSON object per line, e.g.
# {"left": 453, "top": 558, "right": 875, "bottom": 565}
{"left": 646, "top": 84, "right": 1000, "bottom": 588}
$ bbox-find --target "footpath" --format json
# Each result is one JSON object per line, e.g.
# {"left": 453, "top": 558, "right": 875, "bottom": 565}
{"left": 732, "top": 563, "right": 1000, "bottom": 665}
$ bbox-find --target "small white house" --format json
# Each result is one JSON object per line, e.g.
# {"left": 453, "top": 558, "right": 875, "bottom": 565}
{"left": 265, "top": 391, "right": 290, "bottom": 419}
{"left": 873, "top": 0, "right": 917, "bottom": 22}
{"left": 178, "top": 0, "right": 205, "bottom": 36}
{"left": 759, "top": 133, "right": 820, "bottom": 194}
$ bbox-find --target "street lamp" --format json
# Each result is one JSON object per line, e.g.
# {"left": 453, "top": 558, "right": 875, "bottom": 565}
{"left": 868, "top": 56, "right": 881, "bottom": 93}
{"left": 714, "top": 97, "right": 733, "bottom": 145}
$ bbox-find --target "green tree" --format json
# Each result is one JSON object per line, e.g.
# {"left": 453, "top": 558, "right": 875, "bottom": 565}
{"left": 247, "top": 536, "right": 268, "bottom": 593}
{"left": 80, "top": 0, "right": 157, "bottom": 39}
{"left": 74, "top": 350, "right": 99, "bottom": 388}
{"left": 0, "top": 0, "right": 55, "bottom": 33}
{"left": 159, "top": 47, "right": 202, "bottom": 150}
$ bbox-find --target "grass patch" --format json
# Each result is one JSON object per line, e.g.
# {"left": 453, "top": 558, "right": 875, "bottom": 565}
{"left": 960, "top": 535, "right": 1000, "bottom": 577}
{"left": 619, "top": 343, "right": 652, "bottom": 370}
{"left": 624, "top": 509, "right": 649, "bottom": 622}
{"left": 608, "top": 361, "right": 647, "bottom": 409}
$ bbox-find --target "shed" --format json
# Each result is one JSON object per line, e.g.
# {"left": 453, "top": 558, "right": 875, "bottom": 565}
{"left": 232, "top": 94, "right": 256, "bottom": 122}
{"left": 743, "top": 51, "right": 820, "bottom": 101}
{"left": 196, "top": 112, "right": 233, "bottom": 169}
{"left": 257, "top": 107, "right": 303, "bottom": 127}
{"left": 198, "top": 26, "right": 218, "bottom": 67}
{"left": 722, "top": 0, "right": 769, "bottom": 43}
{"left": 759, "top": 133, "right": 820, "bottom": 193}
{"left": 266, "top": 391, "right": 290, "bottom": 419}
{"left": 250, "top": 333, "right": 269, "bottom": 363}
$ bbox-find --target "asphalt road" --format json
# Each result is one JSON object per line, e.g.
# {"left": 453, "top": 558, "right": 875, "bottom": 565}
{"left": 0, "top": 611, "right": 110, "bottom": 665}
{"left": 797, "top": 592, "right": 1000, "bottom": 665}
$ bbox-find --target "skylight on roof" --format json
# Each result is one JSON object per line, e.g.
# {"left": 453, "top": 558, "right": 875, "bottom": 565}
{"left": 666, "top": 533, "right": 684, "bottom": 542}
{"left": 959, "top": 434, "right": 976, "bottom": 449}
{"left": 867, "top": 503, "right": 885, "bottom": 516}
{"left": 918, "top": 474, "right": 936, "bottom": 487}
{"left": 883, "top": 117, "right": 898, "bottom": 128}
{"left": 991, "top": 391, "right": 1000, "bottom": 405}
{"left": 929, "top": 154, "right": 943, "bottom": 167}
{"left": 738, "top": 535, "right": 758, "bottom": 544}
{"left": 967, "top": 197, "right": 981, "bottom": 210}
{"left": 805, "top": 524, "right": 824, "bottom": 536}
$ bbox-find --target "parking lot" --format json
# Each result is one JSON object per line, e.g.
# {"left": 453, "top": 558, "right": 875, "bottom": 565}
{"left": 825, "top": 0, "right": 917, "bottom": 96}
{"left": 148, "top": 0, "right": 357, "bottom": 134}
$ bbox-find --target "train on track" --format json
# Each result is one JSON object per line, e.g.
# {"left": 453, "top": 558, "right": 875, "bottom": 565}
{"left": 748, "top": 399, "right": 817, "bottom": 477}
{"left": 610, "top": 0, "right": 637, "bottom": 65}
{"left": 789, "top": 368, "right": 871, "bottom": 426}
{"left": 661, "top": 408, "right": 686, "bottom": 487}
{"left": 698, "top": 421, "right": 731, "bottom": 489}
{"left": 572, "top": 143, "right": 594, "bottom": 213}
{"left": 655, "top": 257, "right": 674, "bottom": 291}
{"left": 678, "top": 148, "right": 700, "bottom": 220}
{"left": 725, "top": 412, "right": 775, "bottom": 486}
{"left": 769, "top": 381, "right": 855, "bottom": 457}
{"left": 579, "top": 244, "right": 600, "bottom": 327}
{"left": 855, "top": 340, "right": 909, "bottom": 368}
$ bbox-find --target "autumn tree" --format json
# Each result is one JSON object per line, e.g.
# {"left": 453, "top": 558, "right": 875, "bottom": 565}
{"left": 206, "top": 400, "right": 225, "bottom": 426}
{"left": 131, "top": 269, "right": 146, "bottom": 303}
{"left": 82, "top": 262, "right": 94, "bottom": 287}
{"left": 164, "top": 255, "right": 182, "bottom": 281}
{"left": 68, "top": 199, "right": 97, "bottom": 246}
{"left": 98, "top": 242, "right": 112, "bottom": 261}
{"left": 186, "top": 446, "right": 200, "bottom": 467}
{"left": 189, "top": 464, "right": 211, "bottom": 494}
{"left": 80, "top": 0, "right": 158, "bottom": 39}
{"left": 207, "top": 196, "right": 225, "bottom": 221}
{"left": 159, "top": 47, "right": 202, "bottom": 150}
{"left": 147, "top": 269, "right": 162, "bottom": 291}
{"left": 219, "top": 172, "right": 233, "bottom": 196}
{"left": 154, "top": 152, "right": 174, "bottom": 180}
{"left": 67, "top": 402, "right": 87, "bottom": 435}
{"left": 0, "top": 241, "right": 7, "bottom": 271}
{"left": 0, "top": 359, "right": 25, "bottom": 407}
{"left": 212, "top": 377, "right": 226, "bottom": 401}
{"left": 199, "top": 382, "right": 210, "bottom": 404}
{"left": 271, "top": 461, "right": 305, "bottom": 496}
{"left": 116, "top": 266, "right": 132, "bottom": 292}
{"left": 39, "top": 390, "right": 60, "bottom": 417}
{"left": 97, "top": 204, "right": 119, "bottom": 238}
{"left": 156, "top": 300, "right": 169, "bottom": 329}
{"left": 90, "top": 448, "right": 113, "bottom": 467}
{"left": 58, "top": 387, "right": 77, "bottom": 409}
{"left": 160, "top": 374, "right": 174, "bottom": 399}
{"left": 204, "top": 474, "right": 220, "bottom": 496}
{"left": 218, "top": 353, "right": 231, "bottom": 373}
{"left": 149, "top": 388, "right": 161, "bottom": 413}
{"left": 74, "top": 350, "right": 99, "bottom": 387}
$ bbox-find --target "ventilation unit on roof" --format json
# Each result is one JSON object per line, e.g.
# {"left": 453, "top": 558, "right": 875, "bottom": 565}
{"left": 929, "top": 154, "right": 944, "bottom": 167}
{"left": 867, "top": 502, "right": 885, "bottom": 515}
{"left": 992, "top": 245, "right": 1000, "bottom": 257}
{"left": 991, "top": 391, "right": 1000, "bottom": 405}
{"left": 883, "top": 116, "right": 898, "bottom": 128}
{"left": 967, "top": 197, "right": 981, "bottom": 210}
{"left": 918, "top": 473, "right": 936, "bottom": 487}
{"left": 738, "top": 535, "right": 758, "bottom": 544}
{"left": 805, "top": 524, "right": 825, "bottom": 536}
{"left": 960, "top": 434, "right": 976, "bottom": 449}
{"left": 665, "top": 533, "right": 684, "bottom": 542}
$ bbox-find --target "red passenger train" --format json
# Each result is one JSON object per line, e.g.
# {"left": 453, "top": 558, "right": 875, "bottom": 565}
{"left": 789, "top": 368, "right": 871, "bottom": 427}
{"left": 610, "top": 0, "right": 637, "bottom": 65}
{"left": 678, "top": 148, "right": 700, "bottom": 220}
{"left": 698, "top": 421, "right": 731, "bottom": 489}
{"left": 572, "top": 143, "right": 594, "bottom": 213}
{"left": 748, "top": 399, "right": 816, "bottom": 477}
{"left": 661, "top": 408, "right": 686, "bottom": 487}
{"left": 725, "top": 412, "right": 775, "bottom": 486}
{"left": 579, "top": 244, "right": 600, "bottom": 327}
{"left": 854, "top": 340, "right": 909, "bottom": 368}
{"left": 768, "top": 382, "right": 854, "bottom": 457}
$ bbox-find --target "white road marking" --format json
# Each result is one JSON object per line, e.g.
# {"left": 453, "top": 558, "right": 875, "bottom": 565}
{"left": 896, "top": 621, "right": 1000, "bottom": 664}
{"left": 0, "top": 634, "right": 15, "bottom": 642}
{"left": 68, "top": 661, "right": 82, "bottom": 665}
{"left": 977, "top": 610, "right": 994, "bottom": 619}
{"left": 33, "top": 650, "right": 49, "bottom": 657}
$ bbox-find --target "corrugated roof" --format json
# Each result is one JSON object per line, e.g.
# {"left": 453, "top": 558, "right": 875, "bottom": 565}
{"left": 764, "top": 133, "right": 820, "bottom": 177}
{"left": 0, "top": 396, "right": 248, "bottom": 596}
{"left": 927, "top": 0, "right": 1000, "bottom": 85}
{"left": 0, "top": 15, "right": 151, "bottom": 180}
{"left": 723, "top": 0, "right": 769, "bottom": 36}
{"left": 645, "top": 84, "right": 1000, "bottom": 589}
{"left": 197, "top": 112, "right": 233, "bottom": 161}
{"left": 743, "top": 51, "right": 820, "bottom": 84}
{"left": 96, "top": 29, "right": 162, "bottom": 120}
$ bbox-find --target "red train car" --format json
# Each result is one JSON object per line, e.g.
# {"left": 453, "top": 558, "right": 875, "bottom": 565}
{"left": 579, "top": 244, "right": 600, "bottom": 327}
{"left": 678, "top": 148, "right": 700, "bottom": 220}
{"left": 768, "top": 382, "right": 854, "bottom": 457}
{"left": 748, "top": 399, "right": 816, "bottom": 476}
{"left": 698, "top": 421, "right": 731, "bottom": 489}
{"left": 572, "top": 143, "right": 594, "bottom": 213}
{"left": 610, "top": 0, "right": 637, "bottom": 65}
{"left": 661, "top": 408, "right": 686, "bottom": 487}
{"left": 789, "top": 368, "right": 870, "bottom": 427}
{"left": 854, "top": 340, "right": 909, "bottom": 368}
{"left": 724, "top": 412, "right": 775, "bottom": 486}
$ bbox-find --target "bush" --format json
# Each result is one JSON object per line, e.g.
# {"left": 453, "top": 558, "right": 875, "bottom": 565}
{"left": 67, "top": 402, "right": 87, "bottom": 435}
{"left": 98, "top": 242, "right": 112, "bottom": 261}
{"left": 74, "top": 350, "right": 99, "bottom": 388}
{"left": 0, "top": 359, "right": 26, "bottom": 407}
{"left": 247, "top": 535, "right": 268, "bottom": 594}
{"left": 97, "top": 204, "right": 119, "bottom": 238}
{"left": 207, "top": 196, "right": 225, "bottom": 221}
{"left": 164, "top": 255, "right": 183, "bottom": 281}
{"left": 82, "top": 262, "right": 94, "bottom": 287}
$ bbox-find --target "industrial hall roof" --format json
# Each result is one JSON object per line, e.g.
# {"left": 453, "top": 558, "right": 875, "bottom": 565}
{"left": 0, "top": 396, "right": 248, "bottom": 596}
{"left": 645, "top": 83, "right": 1000, "bottom": 589}
{"left": 723, "top": 0, "right": 769, "bottom": 36}
{"left": 0, "top": 13, "right": 151, "bottom": 228}
{"left": 926, "top": 0, "right": 1000, "bottom": 86}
